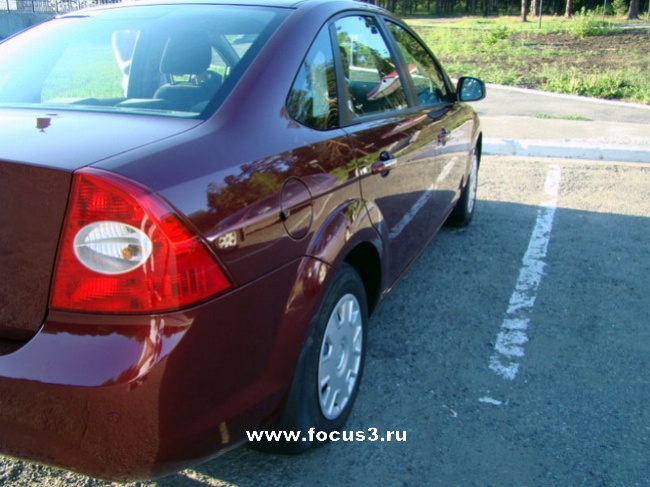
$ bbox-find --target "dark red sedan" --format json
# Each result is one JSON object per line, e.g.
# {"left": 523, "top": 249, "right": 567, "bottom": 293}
{"left": 0, "top": 0, "right": 484, "bottom": 480}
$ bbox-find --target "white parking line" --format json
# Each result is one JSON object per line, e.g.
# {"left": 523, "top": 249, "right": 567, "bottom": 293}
{"left": 180, "top": 469, "right": 236, "bottom": 486}
{"left": 488, "top": 164, "right": 562, "bottom": 380}
{"left": 478, "top": 396, "right": 504, "bottom": 406}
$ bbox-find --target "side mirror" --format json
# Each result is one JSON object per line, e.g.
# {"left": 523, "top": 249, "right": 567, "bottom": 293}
{"left": 457, "top": 77, "right": 486, "bottom": 102}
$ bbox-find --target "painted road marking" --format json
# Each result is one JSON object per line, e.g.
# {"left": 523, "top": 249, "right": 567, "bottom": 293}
{"left": 181, "top": 469, "right": 236, "bottom": 486}
{"left": 488, "top": 164, "right": 562, "bottom": 380}
{"left": 478, "top": 396, "right": 504, "bottom": 406}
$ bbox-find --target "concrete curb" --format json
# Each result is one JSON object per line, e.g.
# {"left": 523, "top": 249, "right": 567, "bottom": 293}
{"left": 484, "top": 138, "right": 650, "bottom": 163}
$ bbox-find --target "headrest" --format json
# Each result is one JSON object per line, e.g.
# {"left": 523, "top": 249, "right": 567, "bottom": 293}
{"left": 160, "top": 31, "right": 212, "bottom": 76}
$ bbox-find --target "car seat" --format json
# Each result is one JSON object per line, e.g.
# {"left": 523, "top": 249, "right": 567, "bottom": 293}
{"left": 154, "top": 30, "right": 222, "bottom": 111}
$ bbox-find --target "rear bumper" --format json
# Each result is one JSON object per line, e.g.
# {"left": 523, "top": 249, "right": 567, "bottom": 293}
{"left": 0, "top": 362, "right": 173, "bottom": 481}
{"left": 0, "top": 257, "right": 329, "bottom": 481}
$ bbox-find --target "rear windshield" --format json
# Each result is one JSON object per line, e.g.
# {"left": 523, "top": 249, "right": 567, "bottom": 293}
{"left": 0, "top": 4, "right": 287, "bottom": 118}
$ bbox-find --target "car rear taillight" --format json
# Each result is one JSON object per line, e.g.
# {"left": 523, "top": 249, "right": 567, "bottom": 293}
{"left": 50, "top": 168, "right": 232, "bottom": 313}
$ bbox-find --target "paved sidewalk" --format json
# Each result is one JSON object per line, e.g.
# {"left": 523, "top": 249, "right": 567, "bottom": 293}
{"left": 475, "top": 84, "right": 650, "bottom": 163}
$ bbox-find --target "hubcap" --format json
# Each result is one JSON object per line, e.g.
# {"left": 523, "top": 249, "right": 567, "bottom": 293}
{"left": 318, "top": 293, "right": 363, "bottom": 420}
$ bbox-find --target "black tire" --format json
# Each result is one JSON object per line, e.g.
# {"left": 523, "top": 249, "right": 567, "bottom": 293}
{"left": 251, "top": 263, "right": 368, "bottom": 454}
{"left": 447, "top": 148, "right": 479, "bottom": 227}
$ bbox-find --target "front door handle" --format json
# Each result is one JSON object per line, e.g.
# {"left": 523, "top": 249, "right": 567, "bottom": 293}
{"left": 371, "top": 151, "right": 397, "bottom": 175}
{"left": 437, "top": 127, "right": 449, "bottom": 146}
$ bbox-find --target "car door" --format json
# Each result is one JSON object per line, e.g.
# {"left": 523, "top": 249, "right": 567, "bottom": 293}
{"left": 333, "top": 14, "right": 439, "bottom": 285}
{"left": 384, "top": 20, "right": 475, "bottom": 232}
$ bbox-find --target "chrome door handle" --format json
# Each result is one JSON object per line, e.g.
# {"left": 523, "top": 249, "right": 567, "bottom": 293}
{"left": 371, "top": 151, "right": 397, "bottom": 175}
{"left": 437, "top": 127, "right": 450, "bottom": 146}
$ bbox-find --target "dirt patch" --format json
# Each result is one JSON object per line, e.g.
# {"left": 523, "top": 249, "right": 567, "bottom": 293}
{"left": 504, "top": 30, "right": 650, "bottom": 92}
{"left": 518, "top": 30, "right": 650, "bottom": 72}
{"left": 432, "top": 26, "right": 650, "bottom": 102}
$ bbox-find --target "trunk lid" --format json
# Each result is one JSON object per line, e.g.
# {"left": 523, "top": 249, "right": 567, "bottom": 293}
{"left": 0, "top": 109, "right": 202, "bottom": 341}
{"left": 0, "top": 163, "right": 69, "bottom": 340}
{"left": 0, "top": 108, "right": 201, "bottom": 170}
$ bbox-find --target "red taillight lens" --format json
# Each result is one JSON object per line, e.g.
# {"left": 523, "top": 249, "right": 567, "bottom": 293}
{"left": 51, "top": 168, "right": 232, "bottom": 313}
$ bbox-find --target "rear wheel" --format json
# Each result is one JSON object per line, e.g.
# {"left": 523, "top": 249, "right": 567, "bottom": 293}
{"left": 251, "top": 263, "right": 367, "bottom": 453}
{"left": 317, "top": 285, "right": 364, "bottom": 421}
{"left": 447, "top": 148, "right": 479, "bottom": 227}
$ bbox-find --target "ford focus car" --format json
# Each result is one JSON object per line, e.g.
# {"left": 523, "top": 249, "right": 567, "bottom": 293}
{"left": 0, "top": 0, "right": 484, "bottom": 480}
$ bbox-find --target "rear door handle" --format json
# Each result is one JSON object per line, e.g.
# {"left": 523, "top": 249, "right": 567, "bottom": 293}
{"left": 371, "top": 151, "right": 397, "bottom": 175}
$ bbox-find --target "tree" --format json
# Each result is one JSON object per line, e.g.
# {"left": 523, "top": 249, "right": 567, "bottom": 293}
{"left": 628, "top": 0, "right": 640, "bottom": 18}
{"left": 565, "top": 0, "right": 574, "bottom": 16}
{"left": 521, "top": 0, "right": 531, "bottom": 20}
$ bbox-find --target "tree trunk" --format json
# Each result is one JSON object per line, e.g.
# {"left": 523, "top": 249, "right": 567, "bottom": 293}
{"left": 565, "top": 0, "right": 573, "bottom": 16}
{"left": 521, "top": 0, "right": 531, "bottom": 20}
{"left": 532, "top": 0, "right": 539, "bottom": 15}
{"left": 628, "top": 0, "right": 640, "bottom": 18}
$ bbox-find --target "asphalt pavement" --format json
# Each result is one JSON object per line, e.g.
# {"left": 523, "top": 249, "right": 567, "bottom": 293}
{"left": 475, "top": 84, "right": 650, "bottom": 163}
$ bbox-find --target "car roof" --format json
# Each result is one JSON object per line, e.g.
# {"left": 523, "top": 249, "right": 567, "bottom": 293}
{"left": 62, "top": 0, "right": 393, "bottom": 24}
{"left": 81, "top": 0, "right": 378, "bottom": 9}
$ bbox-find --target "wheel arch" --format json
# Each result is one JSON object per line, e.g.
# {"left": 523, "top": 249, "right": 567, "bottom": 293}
{"left": 254, "top": 201, "right": 385, "bottom": 447}
{"left": 306, "top": 198, "right": 385, "bottom": 311}
{"left": 344, "top": 242, "right": 381, "bottom": 316}
{"left": 461, "top": 130, "right": 482, "bottom": 189}
{"left": 475, "top": 132, "right": 483, "bottom": 168}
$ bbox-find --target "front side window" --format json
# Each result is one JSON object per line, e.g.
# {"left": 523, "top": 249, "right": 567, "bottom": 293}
{"left": 287, "top": 27, "right": 338, "bottom": 130}
{"left": 386, "top": 21, "right": 452, "bottom": 106}
{"left": 334, "top": 15, "right": 408, "bottom": 118}
{"left": 0, "top": 5, "right": 286, "bottom": 118}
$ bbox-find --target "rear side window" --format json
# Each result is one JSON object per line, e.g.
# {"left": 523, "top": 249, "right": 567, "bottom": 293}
{"left": 334, "top": 15, "right": 408, "bottom": 118}
{"left": 287, "top": 27, "right": 338, "bottom": 130}
{"left": 386, "top": 21, "right": 452, "bottom": 105}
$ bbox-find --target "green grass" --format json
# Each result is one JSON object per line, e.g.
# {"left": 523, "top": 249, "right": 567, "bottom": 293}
{"left": 407, "top": 12, "right": 624, "bottom": 34}
{"left": 409, "top": 15, "right": 650, "bottom": 104}
{"left": 532, "top": 114, "right": 592, "bottom": 121}
{"left": 542, "top": 68, "right": 648, "bottom": 101}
